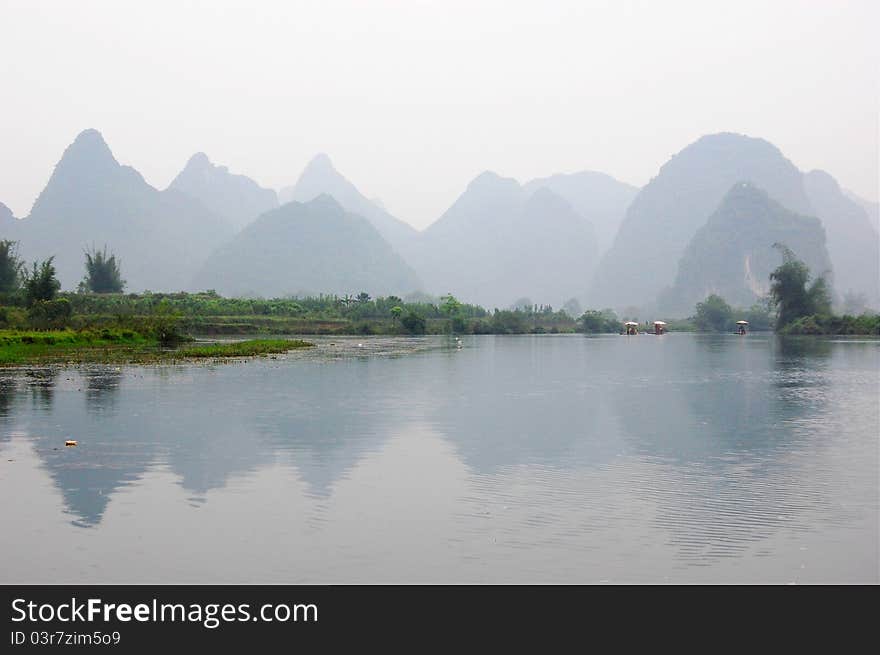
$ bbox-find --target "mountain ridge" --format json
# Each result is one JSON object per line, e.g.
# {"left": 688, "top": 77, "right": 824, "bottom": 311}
{"left": 193, "top": 194, "right": 422, "bottom": 298}
{"left": 413, "top": 171, "right": 598, "bottom": 307}
{"left": 168, "top": 152, "right": 278, "bottom": 231}
{"left": 661, "top": 181, "right": 833, "bottom": 313}
{"left": 11, "top": 129, "right": 234, "bottom": 291}
{"left": 590, "top": 132, "right": 818, "bottom": 310}
{"left": 279, "top": 153, "right": 418, "bottom": 259}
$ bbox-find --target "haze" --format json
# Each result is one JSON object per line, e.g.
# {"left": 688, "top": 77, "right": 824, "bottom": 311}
{"left": 1, "top": 0, "right": 877, "bottom": 228}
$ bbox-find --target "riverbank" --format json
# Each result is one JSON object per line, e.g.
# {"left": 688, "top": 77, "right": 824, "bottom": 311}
{"left": 0, "top": 329, "right": 313, "bottom": 366}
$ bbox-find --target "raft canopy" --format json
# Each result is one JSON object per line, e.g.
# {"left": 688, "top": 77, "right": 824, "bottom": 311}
{"left": 736, "top": 320, "right": 749, "bottom": 325}
{"left": 624, "top": 321, "right": 639, "bottom": 326}
{"left": 653, "top": 321, "right": 667, "bottom": 326}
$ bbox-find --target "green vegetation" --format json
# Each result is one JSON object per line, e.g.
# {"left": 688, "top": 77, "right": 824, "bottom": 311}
{"left": 0, "top": 328, "right": 149, "bottom": 365}
{"left": 765, "top": 245, "right": 875, "bottom": 335}
{"left": 690, "top": 295, "right": 773, "bottom": 332}
{"left": 780, "top": 314, "right": 880, "bottom": 336}
{"left": 684, "top": 249, "right": 878, "bottom": 335}
{"left": 769, "top": 243, "right": 832, "bottom": 329}
{"left": 79, "top": 246, "right": 125, "bottom": 293}
{"left": 0, "top": 329, "right": 311, "bottom": 366}
{"left": 22, "top": 257, "right": 61, "bottom": 305}
{"left": 693, "top": 295, "right": 733, "bottom": 332}
{"left": 3, "top": 289, "right": 585, "bottom": 336}
{"left": 0, "top": 240, "right": 23, "bottom": 294}
{"left": 173, "top": 339, "right": 312, "bottom": 359}
{"left": 400, "top": 309, "right": 427, "bottom": 334}
{"left": 580, "top": 308, "right": 620, "bottom": 334}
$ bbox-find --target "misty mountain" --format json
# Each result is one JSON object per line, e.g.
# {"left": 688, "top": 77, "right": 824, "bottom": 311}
{"left": 843, "top": 189, "right": 879, "bottom": 235}
{"left": 10, "top": 129, "right": 234, "bottom": 291}
{"left": 279, "top": 153, "right": 418, "bottom": 258}
{"left": 523, "top": 171, "right": 638, "bottom": 254}
{"left": 661, "top": 182, "right": 833, "bottom": 313}
{"left": 589, "top": 133, "right": 814, "bottom": 310}
{"left": 168, "top": 152, "right": 278, "bottom": 231}
{"left": 0, "top": 202, "right": 16, "bottom": 232}
{"left": 193, "top": 194, "right": 421, "bottom": 298}
{"left": 413, "top": 171, "right": 598, "bottom": 307}
{"left": 802, "top": 171, "right": 879, "bottom": 306}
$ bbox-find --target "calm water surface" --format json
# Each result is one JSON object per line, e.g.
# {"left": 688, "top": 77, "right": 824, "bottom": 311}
{"left": 1, "top": 334, "right": 877, "bottom": 583}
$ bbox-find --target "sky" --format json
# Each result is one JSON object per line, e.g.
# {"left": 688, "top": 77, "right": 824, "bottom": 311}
{"left": 1, "top": 0, "right": 877, "bottom": 229}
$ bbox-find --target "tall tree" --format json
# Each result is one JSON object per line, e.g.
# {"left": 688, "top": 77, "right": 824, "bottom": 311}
{"left": 769, "top": 243, "right": 831, "bottom": 328}
{"left": 22, "top": 257, "right": 61, "bottom": 305}
{"left": 693, "top": 294, "right": 733, "bottom": 332}
{"left": 80, "top": 246, "right": 125, "bottom": 293}
{"left": 0, "top": 240, "right": 23, "bottom": 293}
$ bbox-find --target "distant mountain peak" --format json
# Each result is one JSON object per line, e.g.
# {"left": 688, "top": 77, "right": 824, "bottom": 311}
{"left": 589, "top": 131, "right": 812, "bottom": 309}
{"left": 0, "top": 201, "right": 15, "bottom": 224}
{"left": 180, "top": 151, "right": 232, "bottom": 177}
{"left": 281, "top": 153, "right": 418, "bottom": 255}
{"left": 73, "top": 127, "right": 108, "bottom": 147}
{"left": 467, "top": 170, "right": 518, "bottom": 191}
{"left": 303, "top": 152, "right": 336, "bottom": 174}
{"left": 288, "top": 153, "right": 349, "bottom": 196}
{"left": 193, "top": 195, "right": 422, "bottom": 298}
{"left": 307, "top": 193, "right": 345, "bottom": 213}
{"left": 169, "top": 151, "right": 278, "bottom": 231}
{"left": 803, "top": 169, "right": 840, "bottom": 193}
{"left": 58, "top": 128, "right": 118, "bottom": 170}
{"left": 693, "top": 131, "right": 779, "bottom": 149}
{"left": 662, "top": 179, "right": 833, "bottom": 313}
{"left": 186, "top": 151, "right": 212, "bottom": 169}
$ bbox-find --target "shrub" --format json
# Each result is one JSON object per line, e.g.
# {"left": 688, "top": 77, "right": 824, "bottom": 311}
{"left": 400, "top": 310, "right": 426, "bottom": 335}
{"left": 27, "top": 298, "right": 72, "bottom": 329}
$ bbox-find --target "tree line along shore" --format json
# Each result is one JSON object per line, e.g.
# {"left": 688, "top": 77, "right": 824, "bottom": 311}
{"left": 0, "top": 240, "right": 878, "bottom": 366}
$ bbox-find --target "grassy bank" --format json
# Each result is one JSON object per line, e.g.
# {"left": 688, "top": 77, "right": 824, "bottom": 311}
{"left": 174, "top": 339, "right": 313, "bottom": 359}
{"left": 0, "top": 329, "right": 313, "bottom": 366}
{"left": 779, "top": 313, "right": 880, "bottom": 335}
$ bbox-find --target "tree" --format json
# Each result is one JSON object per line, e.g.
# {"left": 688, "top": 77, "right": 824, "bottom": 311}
{"left": 80, "top": 246, "right": 125, "bottom": 293}
{"left": 769, "top": 244, "right": 831, "bottom": 328}
{"left": 22, "top": 257, "right": 61, "bottom": 306}
{"left": 356, "top": 292, "right": 371, "bottom": 304}
{"left": 693, "top": 294, "right": 733, "bottom": 332}
{"left": 400, "top": 309, "right": 426, "bottom": 334}
{"left": 440, "top": 293, "right": 465, "bottom": 333}
{"left": 581, "top": 310, "right": 608, "bottom": 333}
{"left": 440, "top": 293, "right": 461, "bottom": 316}
{"left": 806, "top": 275, "right": 832, "bottom": 317}
{"left": 0, "top": 240, "right": 22, "bottom": 294}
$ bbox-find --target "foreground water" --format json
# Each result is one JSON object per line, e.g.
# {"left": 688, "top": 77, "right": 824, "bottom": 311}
{"left": 0, "top": 334, "right": 877, "bottom": 583}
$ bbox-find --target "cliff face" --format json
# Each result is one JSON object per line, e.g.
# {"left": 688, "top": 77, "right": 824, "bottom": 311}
{"left": 590, "top": 132, "right": 813, "bottom": 309}
{"left": 662, "top": 182, "right": 833, "bottom": 313}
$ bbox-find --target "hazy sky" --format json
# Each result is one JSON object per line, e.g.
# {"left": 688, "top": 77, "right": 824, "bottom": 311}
{"left": 1, "top": 0, "right": 877, "bottom": 228}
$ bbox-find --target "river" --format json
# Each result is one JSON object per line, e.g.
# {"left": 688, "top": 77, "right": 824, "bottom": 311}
{"left": 0, "top": 334, "right": 877, "bottom": 583}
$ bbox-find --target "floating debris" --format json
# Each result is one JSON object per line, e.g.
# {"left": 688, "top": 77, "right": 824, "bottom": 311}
{"left": 65, "top": 440, "right": 78, "bottom": 447}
